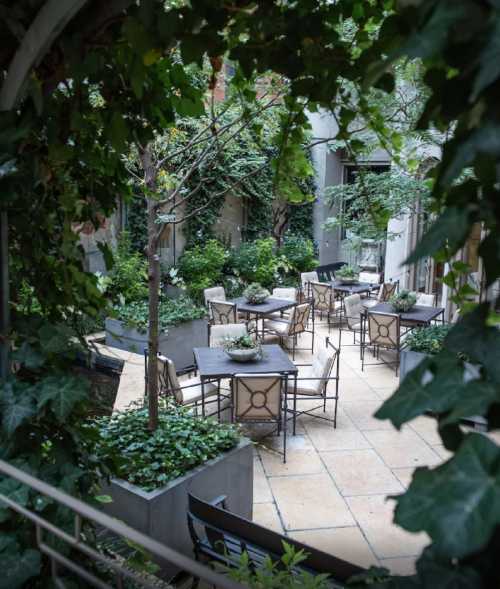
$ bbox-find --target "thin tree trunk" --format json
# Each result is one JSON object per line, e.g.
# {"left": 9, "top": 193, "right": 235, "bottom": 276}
{"left": 141, "top": 144, "right": 160, "bottom": 431}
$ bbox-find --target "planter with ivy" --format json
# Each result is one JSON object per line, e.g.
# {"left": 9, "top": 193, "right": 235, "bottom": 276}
{"left": 105, "top": 295, "right": 206, "bottom": 370}
{"left": 400, "top": 325, "right": 484, "bottom": 429}
{"left": 95, "top": 404, "right": 253, "bottom": 577}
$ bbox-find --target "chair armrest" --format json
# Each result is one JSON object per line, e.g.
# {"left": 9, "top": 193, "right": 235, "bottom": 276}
{"left": 209, "top": 495, "right": 227, "bottom": 509}
{"left": 176, "top": 364, "right": 197, "bottom": 376}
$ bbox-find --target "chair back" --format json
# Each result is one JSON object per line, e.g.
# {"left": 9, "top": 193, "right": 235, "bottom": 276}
{"left": 310, "top": 342, "right": 338, "bottom": 395}
{"left": 344, "top": 294, "right": 362, "bottom": 329}
{"left": 367, "top": 312, "right": 400, "bottom": 349}
{"left": 233, "top": 373, "right": 282, "bottom": 422}
{"left": 416, "top": 292, "right": 435, "bottom": 306}
{"left": 300, "top": 271, "right": 319, "bottom": 299}
{"left": 209, "top": 300, "right": 237, "bottom": 325}
{"left": 288, "top": 303, "right": 311, "bottom": 336}
{"left": 210, "top": 323, "right": 247, "bottom": 348}
{"left": 310, "top": 281, "right": 334, "bottom": 312}
{"left": 272, "top": 287, "right": 297, "bottom": 301}
{"left": 157, "top": 355, "right": 182, "bottom": 403}
{"left": 359, "top": 271, "right": 381, "bottom": 284}
{"left": 204, "top": 286, "right": 226, "bottom": 307}
{"left": 378, "top": 281, "right": 398, "bottom": 302}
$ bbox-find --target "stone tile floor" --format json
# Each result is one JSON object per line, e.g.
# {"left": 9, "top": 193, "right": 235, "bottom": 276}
{"left": 249, "top": 321, "right": 439, "bottom": 576}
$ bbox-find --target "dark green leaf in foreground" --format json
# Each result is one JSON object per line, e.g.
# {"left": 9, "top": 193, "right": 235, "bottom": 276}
{"left": 394, "top": 434, "right": 500, "bottom": 558}
{"left": 0, "top": 549, "right": 41, "bottom": 589}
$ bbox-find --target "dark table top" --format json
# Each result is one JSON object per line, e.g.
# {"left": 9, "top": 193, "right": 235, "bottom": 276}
{"left": 367, "top": 302, "right": 444, "bottom": 324}
{"left": 193, "top": 344, "right": 298, "bottom": 379}
{"left": 331, "top": 280, "right": 379, "bottom": 294}
{"left": 230, "top": 296, "right": 297, "bottom": 315}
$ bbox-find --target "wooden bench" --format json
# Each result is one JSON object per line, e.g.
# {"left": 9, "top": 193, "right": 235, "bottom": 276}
{"left": 187, "top": 493, "right": 364, "bottom": 586}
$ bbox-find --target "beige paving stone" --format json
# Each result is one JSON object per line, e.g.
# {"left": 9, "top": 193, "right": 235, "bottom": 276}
{"left": 392, "top": 467, "right": 415, "bottom": 489}
{"left": 290, "top": 527, "right": 379, "bottom": 569}
{"left": 356, "top": 367, "right": 399, "bottom": 389}
{"left": 338, "top": 378, "right": 381, "bottom": 402}
{"left": 372, "top": 387, "right": 398, "bottom": 401}
{"left": 342, "top": 400, "right": 395, "bottom": 431}
{"left": 380, "top": 556, "right": 417, "bottom": 575}
{"left": 364, "top": 429, "right": 441, "bottom": 468}
{"left": 260, "top": 432, "right": 314, "bottom": 453}
{"left": 346, "top": 495, "right": 429, "bottom": 559}
{"left": 432, "top": 444, "right": 453, "bottom": 461}
{"left": 306, "top": 426, "right": 372, "bottom": 452}
{"left": 408, "top": 416, "right": 442, "bottom": 445}
{"left": 269, "top": 473, "right": 355, "bottom": 530}
{"left": 253, "top": 458, "right": 273, "bottom": 503}
{"left": 253, "top": 503, "right": 283, "bottom": 534}
{"left": 321, "top": 449, "right": 404, "bottom": 496}
{"left": 260, "top": 448, "right": 325, "bottom": 476}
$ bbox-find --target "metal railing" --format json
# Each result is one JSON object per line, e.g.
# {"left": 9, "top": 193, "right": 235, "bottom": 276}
{"left": 0, "top": 459, "right": 246, "bottom": 589}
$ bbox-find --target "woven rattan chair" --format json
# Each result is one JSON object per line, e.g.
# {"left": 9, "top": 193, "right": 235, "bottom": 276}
{"left": 233, "top": 373, "right": 286, "bottom": 462}
{"left": 362, "top": 311, "right": 402, "bottom": 375}
{"left": 310, "top": 281, "right": 342, "bottom": 330}
{"left": 263, "top": 302, "right": 313, "bottom": 359}
{"left": 286, "top": 338, "right": 340, "bottom": 434}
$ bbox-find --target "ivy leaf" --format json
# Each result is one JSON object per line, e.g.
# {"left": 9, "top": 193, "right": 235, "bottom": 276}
{"left": 471, "top": 17, "right": 500, "bottom": 100}
{"left": 0, "top": 382, "right": 36, "bottom": 435}
{"left": 0, "top": 549, "right": 41, "bottom": 589}
{"left": 37, "top": 376, "right": 89, "bottom": 422}
{"left": 394, "top": 434, "right": 500, "bottom": 558}
{"left": 0, "top": 478, "right": 30, "bottom": 523}
{"left": 405, "top": 207, "right": 472, "bottom": 264}
{"left": 11, "top": 342, "right": 45, "bottom": 370}
{"left": 97, "top": 241, "right": 115, "bottom": 271}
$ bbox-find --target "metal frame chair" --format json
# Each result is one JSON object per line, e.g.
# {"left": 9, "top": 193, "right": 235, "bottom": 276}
{"left": 203, "top": 286, "right": 226, "bottom": 306}
{"left": 286, "top": 337, "right": 340, "bottom": 434}
{"left": 300, "top": 271, "right": 318, "bottom": 301}
{"left": 339, "top": 293, "right": 364, "bottom": 355}
{"left": 361, "top": 311, "right": 402, "bottom": 375}
{"left": 208, "top": 323, "right": 248, "bottom": 348}
{"left": 232, "top": 373, "right": 287, "bottom": 462}
{"left": 263, "top": 302, "right": 314, "bottom": 360}
{"left": 209, "top": 300, "right": 238, "bottom": 325}
{"left": 309, "top": 281, "right": 342, "bottom": 330}
{"left": 362, "top": 280, "right": 399, "bottom": 308}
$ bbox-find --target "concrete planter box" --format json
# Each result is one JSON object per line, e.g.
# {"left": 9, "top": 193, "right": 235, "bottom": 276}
{"left": 100, "top": 438, "right": 253, "bottom": 577}
{"left": 105, "top": 317, "right": 207, "bottom": 370}
{"left": 400, "top": 349, "right": 485, "bottom": 429}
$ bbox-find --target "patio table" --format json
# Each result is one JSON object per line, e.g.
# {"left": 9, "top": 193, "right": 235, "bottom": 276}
{"left": 193, "top": 344, "right": 298, "bottom": 419}
{"left": 230, "top": 296, "right": 298, "bottom": 339}
{"left": 330, "top": 280, "right": 379, "bottom": 295}
{"left": 365, "top": 302, "right": 445, "bottom": 326}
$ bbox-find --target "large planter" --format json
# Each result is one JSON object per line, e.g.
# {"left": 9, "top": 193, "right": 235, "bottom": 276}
{"left": 105, "top": 317, "right": 207, "bottom": 370}
{"left": 100, "top": 438, "right": 253, "bottom": 577}
{"left": 399, "top": 350, "right": 485, "bottom": 429}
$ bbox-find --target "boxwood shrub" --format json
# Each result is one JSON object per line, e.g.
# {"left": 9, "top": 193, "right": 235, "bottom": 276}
{"left": 91, "top": 404, "right": 240, "bottom": 491}
{"left": 405, "top": 324, "right": 451, "bottom": 355}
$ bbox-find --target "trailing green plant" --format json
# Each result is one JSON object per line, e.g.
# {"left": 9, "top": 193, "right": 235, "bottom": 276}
{"left": 225, "top": 542, "right": 330, "bottom": 589}
{"left": 404, "top": 325, "right": 452, "bottom": 356}
{"left": 390, "top": 290, "right": 417, "bottom": 313}
{"left": 106, "top": 233, "right": 148, "bottom": 305}
{"left": 90, "top": 403, "right": 240, "bottom": 492}
{"left": 177, "top": 240, "right": 229, "bottom": 303}
{"left": 230, "top": 238, "right": 284, "bottom": 288}
{"left": 113, "top": 295, "right": 205, "bottom": 333}
{"left": 243, "top": 283, "right": 270, "bottom": 304}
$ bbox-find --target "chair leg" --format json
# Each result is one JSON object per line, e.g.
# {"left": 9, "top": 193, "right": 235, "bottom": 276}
{"left": 283, "top": 391, "right": 287, "bottom": 464}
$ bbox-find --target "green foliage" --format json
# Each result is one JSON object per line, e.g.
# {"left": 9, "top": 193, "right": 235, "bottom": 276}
{"left": 91, "top": 403, "right": 240, "bottom": 492}
{"left": 335, "top": 265, "right": 360, "bottom": 280}
{"left": 177, "top": 239, "right": 229, "bottom": 302}
{"left": 404, "top": 325, "right": 451, "bottom": 355}
{"left": 389, "top": 290, "right": 417, "bottom": 313}
{"left": 222, "top": 334, "right": 259, "bottom": 352}
{"left": 106, "top": 233, "right": 148, "bottom": 305}
{"left": 324, "top": 171, "right": 431, "bottom": 245}
{"left": 126, "top": 197, "right": 148, "bottom": 255}
{"left": 279, "top": 235, "right": 317, "bottom": 274}
{"left": 230, "top": 238, "right": 283, "bottom": 288}
{"left": 243, "top": 283, "right": 270, "bottom": 304}
{"left": 226, "top": 541, "right": 330, "bottom": 589}
{"left": 114, "top": 295, "right": 205, "bottom": 333}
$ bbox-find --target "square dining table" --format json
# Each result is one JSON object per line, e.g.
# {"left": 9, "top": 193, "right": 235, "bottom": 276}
{"left": 193, "top": 344, "right": 298, "bottom": 418}
{"left": 366, "top": 302, "right": 445, "bottom": 326}
{"left": 230, "top": 296, "right": 298, "bottom": 339}
{"left": 331, "top": 280, "right": 380, "bottom": 296}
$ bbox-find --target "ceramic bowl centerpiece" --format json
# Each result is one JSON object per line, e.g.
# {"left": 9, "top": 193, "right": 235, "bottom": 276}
{"left": 243, "top": 283, "right": 270, "bottom": 305}
{"left": 390, "top": 290, "right": 417, "bottom": 312}
{"left": 223, "top": 335, "right": 262, "bottom": 363}
{"left": 335, "top": 265, "right": 360, "bottom": 285}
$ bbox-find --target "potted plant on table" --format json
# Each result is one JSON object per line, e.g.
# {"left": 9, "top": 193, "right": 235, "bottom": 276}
{"left": 335, "top": 264, "right": 360, "bottom": 284}
{"left": 223, "top": 334, "right": 262, "bottom": 362}
{"left": 243, "top": 282, "right": 270, "bottom": 304}
{"left": 390, "top": 289, "right": 417, "bottom": 312}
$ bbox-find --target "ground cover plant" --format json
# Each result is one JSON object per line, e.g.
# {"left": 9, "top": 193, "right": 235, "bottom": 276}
{"left": 91, "top": 404, "right": 240, "bottom": 492}
{"left": 404, "top": 325, "right": 451, "bottom": 356}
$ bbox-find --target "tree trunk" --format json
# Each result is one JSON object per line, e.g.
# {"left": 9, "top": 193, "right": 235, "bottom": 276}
{"left": 271, "top": 200, "right": 289, "bottom": 247}
{"left": 140, "top": 144, "right": 160, "bottom": 431}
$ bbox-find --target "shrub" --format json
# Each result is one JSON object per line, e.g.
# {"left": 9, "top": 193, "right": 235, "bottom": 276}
{"left": 405, "top": 324, "right": 452, "bottom": 355}
{"left": 390, "top": 289, "right": 417, "bottom": 312}
{"left": 230, "top": 238, "right": 282, "bottom": 288}
{"left": 107, "top": 232, "right": 148, "bottom": 304}
{"left": 91, "top": 403, "right": 240, "bottom": 491}
{"left": 177, "top": 239, "right": 229, "bottom": 302}
{"left": 113, "top": 295, "right": 205, "bottom": 332}
{"left": 279, "top": 234, "right": 317, "bottom": 274}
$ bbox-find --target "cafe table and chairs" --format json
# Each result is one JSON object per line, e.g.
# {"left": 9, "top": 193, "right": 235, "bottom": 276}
{"left": 229, "top": 295, "right": 298, "bottom": 340}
